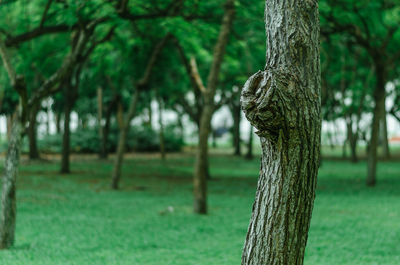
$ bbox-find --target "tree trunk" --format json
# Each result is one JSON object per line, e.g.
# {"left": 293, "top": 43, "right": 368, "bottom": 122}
{"left": 346, "top": 118, "right": 358, "bottom": 163}
{"left": 46, "top": 104, "right": 51, "bottom": 135}
{"left": 241, "top": 1, "right": 321, "bottom": 264}
{"left": 6, "top": 114, "right": 12, "bottom": 140}
{"left": 381, "top": 106, "right": 390, "bottom": 159}
{"left": 111, "top": 90, "right": 139, "bottom": 189}
{"left": 111, "top": 124, "right": 128, "bottom": 189}
{"left": 0, "top": 114, "right": 22, "bottom": 249}
{"left": 193, "top": 0, "right": 235, "bottom": 214}
{"left": 61, "top": 98, "right": 72, "bottom": 174}
{"left": 110, "top": 34, "right": 170, "bottom": 189}
{"left": 245, "top": 124, "right": 253, "bottom": 160}
{"left": 100, "top": 107, "right": 112, "bottom": 159}
{"left": 367, "top": 66, "right": 386, "bottom": 186}
{"left": 28, "top": 103, "right": 40, "bottom": 160}
{"left": 194, "top": 102, "right": 212, "bottom": 213}
{"left": 231, "top": 102, "right": 241, "bottom": 156}
{"left": 97, "top": 86, "right": 106, "bottom": 159}
{"left": 55, "top": 112, "right": 61, "bottom": 134}
{"left": 157, "top": 96, "right": 166, "bottom": 160}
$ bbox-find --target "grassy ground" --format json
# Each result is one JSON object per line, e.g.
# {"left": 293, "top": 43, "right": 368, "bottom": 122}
{"left": 0, "top": 153, "right": 399, "bottom": 264}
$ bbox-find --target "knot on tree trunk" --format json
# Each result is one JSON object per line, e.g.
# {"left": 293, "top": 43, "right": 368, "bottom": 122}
{"left": 241, "top": 69, "right": 294, "bottom": 139}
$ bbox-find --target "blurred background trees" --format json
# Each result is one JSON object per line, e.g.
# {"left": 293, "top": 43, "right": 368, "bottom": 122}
{"left": 0, "top": 0, "right": 399, "bottom": 253}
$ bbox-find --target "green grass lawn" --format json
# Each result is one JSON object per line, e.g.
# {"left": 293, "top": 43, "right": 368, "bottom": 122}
{"left": 0, "top": 153, "right": 399, "bottom": 264}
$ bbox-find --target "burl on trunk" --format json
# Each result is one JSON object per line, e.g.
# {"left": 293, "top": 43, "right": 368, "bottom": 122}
{"left": 241, "top": 1, "right": 321, "bottom": 264}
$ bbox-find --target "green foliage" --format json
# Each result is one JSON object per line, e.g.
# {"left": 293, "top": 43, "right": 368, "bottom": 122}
{"left": 35, "top": 124, "right": 184, "bottom": 154}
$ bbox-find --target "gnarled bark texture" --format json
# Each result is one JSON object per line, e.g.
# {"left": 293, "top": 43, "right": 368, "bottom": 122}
{"left": 241, "top": 1, "right": 321, "bottom": 264}
{"left": 0, "top": 114, "right": 22, "bottom": 249}
{"left": 193, "top": 0, "right": 235, "bottom": 214}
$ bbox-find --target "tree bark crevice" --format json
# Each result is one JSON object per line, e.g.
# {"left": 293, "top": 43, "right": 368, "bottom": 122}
{"left": 241, "top": 1, "right": 321, "bottom": 264}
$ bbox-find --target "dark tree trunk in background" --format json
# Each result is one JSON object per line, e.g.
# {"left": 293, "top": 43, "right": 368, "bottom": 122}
{"left": 193, "top": 0, "right": 235, "bottom": 214}
{"left": 6, "top": 114, "right": 12, "bottom": 140}
{"left": 97, "top": 86, "right": 106, "bottom": 159}
{"left": 28, "top": 103, "right": 40, "bottom": 160}
{"left": 367, "top": 64, "right": 386, "bottom": 186}
{"left": 381, "top": 106, "right": 390, "bottom": 159}
{"left": 111, "top": 90, "right": 139, "bottom": 189}
{"left": 0, "top": 113, "right": 22, "bottom": 249}
{"left": 46, "top": 104, "right": 51, "bottom": 135}
{"left": 245, "top": 125, "right": 253, "bottom": 160}
{"left": 230, "top": 99, "right": 241, "bottom": 156}
{"left": 241, "top": 1, "right": 321, "bottom": 264}
{"left": 157, "top": 95, "right": 166, "bottom": 160}
{"left": 61, "top": 95, "right": 72, "bottom": 174}
{"left": 55, "top": 112, "right": 61, "bottom": 134}
{"left": 346, "top": 118, "right": 358, "bottom": 163}
{"left": 110, "top": 34, "right": 170, "bottom": 189}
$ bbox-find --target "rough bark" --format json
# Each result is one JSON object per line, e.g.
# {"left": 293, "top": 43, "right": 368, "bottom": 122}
{"left": 193, "top": 0, "right": 235, "bottom": 214}
{"left": 367, "top": 64, "right": 386, "bottom": 186}
{"left": 28, "top": 103, "right": 40, "bottom": 159}
{"left": 241, "top": 1, "right": 321, "bottom": 264}
{"left": 0, "top": 113, "right": 22, "bottom": 249}
{"left": 245, "top": 124, "right": 254, "bottom": 160}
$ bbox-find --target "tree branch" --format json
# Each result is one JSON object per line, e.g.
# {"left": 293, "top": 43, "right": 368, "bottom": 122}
{"left": 189, "top": 57, "right": 207, "bottom": 94}
{"left": 39, "top": 0, "right": 54, "bottom": 28}
{"left": 136, "top": 33, "right": 171, "bottom": 89}
{"left": 5, "top": 24, "right": 75, "bottom": 47}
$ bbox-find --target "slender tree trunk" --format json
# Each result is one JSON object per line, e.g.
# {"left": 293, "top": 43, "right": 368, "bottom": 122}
{"left": 6, "top": 114, "right": 12, "bottom": 140}
{"left": 157, "top": 96, "right": 166, "bottom": 160}
{"left": 231, "top": 102, "right": 241, "bottom": 156}
{"left": 100, "top": 108, "right": 112, "bottom": 159}
{"left": 97, "top": 86, "right": 106, "bottom": 159}
{"left": 0, "top": 114, "right": 22, "bottom": 249}
{"left": 367, "top": 66, "right": 386, "bottom": 186}
{"left": 111, "top": 90, "right": 139, "bottom": 189}
{"left": 61, "top": 98, "right": 72, "bottom": 174}
{"left": 381, "top": 106, "right": 390, "bottom": 159}
{"left": 111, "top": 125, "right": 128, "bottom": 189}
{"left": 193, "top": 0, "right": 235, "bottom": 214}
{"left": 211, "top": 128, "right": 217, "bottom": 148}
{"left": 55, "top": 112, "right": 61, "bottom": 134}
{"left": 46, "top": 104, "right": 51, "bottom": 135}
{"left": 28, "top": 103, "right": 40, "bottom": 159}
{"left": 346, "top": 118, "right": 358, "bottom": 163}
{"left": 245, "top": 124, "right": 253, "bottom": 160}
{"left": 110, "top": 34, "right": 170, "bottom": 189}
{"left": 241, "top": 1, "right": 321, "bottom": 264}
{"left": 194, "top": 102, "right": 212, "bottom": 213}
